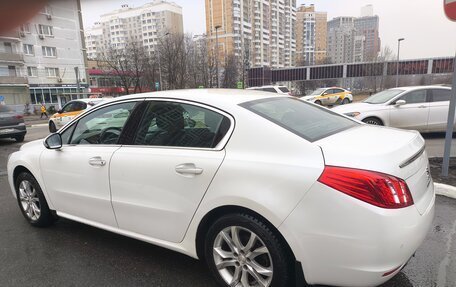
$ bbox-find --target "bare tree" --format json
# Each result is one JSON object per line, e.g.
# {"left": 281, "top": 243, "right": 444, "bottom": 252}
{"left": 222, "top": 54, "right": 240, "bottom": 88}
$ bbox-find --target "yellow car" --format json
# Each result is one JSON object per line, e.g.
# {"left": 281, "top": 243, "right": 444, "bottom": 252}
{"left": 48, "top": 99, "right": 103, "bottom": 132}
{"left": 301, "top": 87, "right": 353, "bottom": 106}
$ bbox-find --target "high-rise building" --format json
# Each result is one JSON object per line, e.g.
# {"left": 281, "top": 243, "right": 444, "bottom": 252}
{"left": 327, "top": 8, "right": 380, "bottom": 64}
{"left": 0, "top": 0, "right": 88, "bottom": 109}
{"left": 85, "top": 1, "right": 183, "bottom": 59}
{"left": 295, "top": 4, "right": 327, "bottom": 66}
{"left": 354, "top": 14, "right": 380, "bottom": 61}
{"left": 205, "top": 0, "right": 297, "bottom": 69}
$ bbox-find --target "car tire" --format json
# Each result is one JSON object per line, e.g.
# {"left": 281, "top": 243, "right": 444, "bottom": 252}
{"left": 342, "top": 98, "right": 350, "bottom": 105}
{"left": 204, "top": 213, "right": 293, "bottom": 287}
{"left": 15, "top": 172, "right": 58, "bottom": 227}
{"left": 314, "top": 100, "right": 322, "bottom": 105}
{"left": 362, "top": 117, "right": 383, "bottom": 126}
{"left": 49, "top": 121, "right": 57, "bottom": 133}
{"left": 14, "top": 135, "right": 25, "bottom": 142}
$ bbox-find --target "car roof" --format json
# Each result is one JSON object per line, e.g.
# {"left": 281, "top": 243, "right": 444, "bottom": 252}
{"left": 393, "top": 85, "right": 451, "bottom": 91}
{"left": 247, "top": 85, "right": 287, "bottom": 89}
{"left": 106, "top": 89, "right": 283, "bottom": 107}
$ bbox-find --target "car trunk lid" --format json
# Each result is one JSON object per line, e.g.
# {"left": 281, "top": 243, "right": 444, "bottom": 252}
{"left": 0, "top": 112, "right": 21, "bottom": 126}
{"left": 316, "top": 125, "right": 433, "bottom": 215}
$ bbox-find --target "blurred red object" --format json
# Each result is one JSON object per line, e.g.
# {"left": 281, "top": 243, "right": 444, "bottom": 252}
{"left": 0, "top": 0, "right": 48, "bottom": 34}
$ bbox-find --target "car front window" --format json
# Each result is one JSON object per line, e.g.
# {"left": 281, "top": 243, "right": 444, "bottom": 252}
{"left": 364, "top": 89, "right": 405, "bottom": 104}
{"left": 241, "top": 97, "right": 358, "bottom": 142}
{"left": 309, "top": 88, "right": 326, "bottom": 96}
{"left": 68, "top": 102, "right": 137, "bottom": 145}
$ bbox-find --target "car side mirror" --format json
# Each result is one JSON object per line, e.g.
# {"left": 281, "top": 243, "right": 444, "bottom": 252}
{"left": 44, "top": 133, "right": 62, "bottom": 150}
{"left": 57, "top": 109, "right": 62, "bottom": 114}
{"left": 395, "top": 100, "right": 406, "bottom": 107}
{"left": 322, "top": 92, "right": 328, "bottom": 96}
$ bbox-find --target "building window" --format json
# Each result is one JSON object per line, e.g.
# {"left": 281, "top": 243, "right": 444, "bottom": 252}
{"left": 20, "top": 23, "right": 31, "bottom": 33}
{"left": 39, "top": 24, "right": 53, "bottom": 36}
{"left": 27, "top": 67, "right": 38, "bottom": 77}
{"left": 45, "top": 67, "right": 59, "bottom": 78}
{"left": 42, "top": 46, "right": 57, "bottom": 57}
{"left": 23, "top": 44, "right": 34, "bottom": 55}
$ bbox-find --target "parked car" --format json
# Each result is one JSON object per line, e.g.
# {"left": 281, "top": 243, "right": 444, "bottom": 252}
{"left": 8, "top": 89, "right": 434, "bottom": 287}
{"left": 0, "top": 105, "right": 26, "bottom": 142}
{"left": 247, "top": 85, "right": 291, "bottom": 95}
{"left": 301, "top": 87, "right": 353, "bottom": 105}
{"left": 332, "top": 86, "right": 455, "bottom": 132}
{"left": 48, "top": 98, "right": 104, "bottom": 132}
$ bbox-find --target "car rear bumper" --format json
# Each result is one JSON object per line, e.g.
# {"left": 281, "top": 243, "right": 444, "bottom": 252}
{"left": 279, "top": 182, "right": 435, "bottom": 287}
{"left": 0, "top": 124, "right": 26, "bottom": 139}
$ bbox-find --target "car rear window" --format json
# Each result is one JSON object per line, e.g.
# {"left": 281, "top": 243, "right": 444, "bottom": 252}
{"left": 278, "top": 87, "right": 290, "bottom": 93}
{"left": 241, "top": 97, "right": 358, "bottom": 142}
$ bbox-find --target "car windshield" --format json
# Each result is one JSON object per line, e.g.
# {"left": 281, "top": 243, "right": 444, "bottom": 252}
{"left": 0, "top": 105, "right": 13, "bottom": 113}
{"left": 278, "top": 87, "right": 289, "bottom": 93}
{"left": 308, "top": 88, "right": 326, "bottom": 96}
{"left": 364, "top": 89, "right": 405, "bottom": 104}
{"left": 241, "top": 97, "right": 358, "bottom": 142}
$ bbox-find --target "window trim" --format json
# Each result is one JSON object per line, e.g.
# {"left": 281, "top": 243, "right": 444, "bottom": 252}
{"left": 124, "top": 98, "right": 235, "bottom": 151}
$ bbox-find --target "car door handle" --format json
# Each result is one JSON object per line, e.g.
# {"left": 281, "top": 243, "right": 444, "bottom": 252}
{"left": 418, "top": 105, "right": 427, "bottom": 108}
{"left": 175, "top": 163, "right": 203, "bottom": 175}
{"left": 89, "top": 157, "right": 106, "bottom": 167}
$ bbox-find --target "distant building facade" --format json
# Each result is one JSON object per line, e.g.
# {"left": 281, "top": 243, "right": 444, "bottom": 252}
{"left": 327, "top": 6, "right": 380, "bottom": 64}
{"left": 85, "top": 1, "right": 183, "bottom": 59}
{"left": 205, "top": 0, "right": 297, "bottom": 69}
{"left": 295, "top": 4, "right": 327, "bottom": 66}
{"left": 0, "top": 0, "right": 88, "bottom": 110}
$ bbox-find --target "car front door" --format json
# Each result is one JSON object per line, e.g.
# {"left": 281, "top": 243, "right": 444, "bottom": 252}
{"left": 40, "top": 100, "right": 140, "bottom": 227}
{"left": 427, "top": 89, "right": 454, "bottom": 132}
{"left": 389, "top": 89, "right": 430, "bottom": 131}
{"left": 321, "top": 89, "right": 333, "bottom": 105}
{"left": 109, "top": 100, "right": 233, "bottom": 243}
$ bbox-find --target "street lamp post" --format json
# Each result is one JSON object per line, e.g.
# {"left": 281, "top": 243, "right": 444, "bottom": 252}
{"left": 215, "top": 25, "right": 221, "bottom": 88}
{"left": 396, "top": 38, "right": 405, "bottom": 87}
{"left": 157, "top": 32, "right": 170, "bottom": 91}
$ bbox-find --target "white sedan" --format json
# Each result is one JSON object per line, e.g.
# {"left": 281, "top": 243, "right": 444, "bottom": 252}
{"left": 8, "top": 89, "right": 434, "bottom": 287}
{"left": 332, "top": 86, "right": 455, "bottom": 132}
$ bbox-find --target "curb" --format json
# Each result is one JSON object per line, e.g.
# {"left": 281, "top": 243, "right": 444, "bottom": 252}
{"left": 435, "top": 182, "right": 456, "bottom": 200}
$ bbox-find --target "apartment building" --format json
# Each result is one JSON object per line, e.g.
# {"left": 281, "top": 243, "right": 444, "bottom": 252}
{"left": 327, "top": 6, "right": 380, "bottom": 64}
{"left": 85, "top": 1, "right": 183, "bottom": 59}
{"left": 205, "top": 0, "right": 297, "bottom": 69}
{"left": 295, "top": 4, "right": 327, "bottom": 66}
{"left": 0, "top": 0, "right": 88, "bottom": 109}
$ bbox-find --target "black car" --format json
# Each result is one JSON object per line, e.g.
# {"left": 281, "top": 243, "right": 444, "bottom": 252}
{"left": 0, "top": 105, "right": 26, "bottom": 142}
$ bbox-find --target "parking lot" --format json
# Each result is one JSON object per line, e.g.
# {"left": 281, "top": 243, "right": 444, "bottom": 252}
{"left": 0, "top": 126, "right": 455, "bottom": 287}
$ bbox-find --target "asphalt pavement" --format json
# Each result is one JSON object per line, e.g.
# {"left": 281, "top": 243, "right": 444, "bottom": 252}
{"left": 0, "top": 126, "right": 455, "bottom": 287}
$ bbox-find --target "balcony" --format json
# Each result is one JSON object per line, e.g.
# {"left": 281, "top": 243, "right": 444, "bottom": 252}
{"left": 0, "top": 52, "right": 24, "bottom": 63}
{"left": 0, "top": 76, "right": 28, "bottom": 85}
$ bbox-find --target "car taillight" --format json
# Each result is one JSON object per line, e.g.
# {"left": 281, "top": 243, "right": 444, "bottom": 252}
{"left": 318, "top": 166, "right": 413, "bottom": 209}
{"left": 15, "top": 115, "right": 23, "bottom": 120}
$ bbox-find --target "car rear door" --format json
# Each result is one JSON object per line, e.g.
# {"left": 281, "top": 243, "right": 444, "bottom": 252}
{"left": 427, "top": 88, "right": 454, "bottom": 132}
{"left": 389, "top": 89, "right": 430, "bottom": 131}
{"left": 40, "top": 100, "right": 140, "bottom": 227}
{"left": 109, "top": 99, "right": 233, "bottom": 243}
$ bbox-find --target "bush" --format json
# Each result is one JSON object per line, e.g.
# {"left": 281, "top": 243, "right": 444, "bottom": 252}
{"left": 23, "top": 103, "right": 31, "bottom": 116}
{"left": 48, "top": 105, "right": 56, "bottom": 114}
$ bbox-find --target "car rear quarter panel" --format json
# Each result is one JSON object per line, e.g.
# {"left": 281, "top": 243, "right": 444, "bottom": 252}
{"left": 182, "top": 107, "right": 325, "bottom": 255}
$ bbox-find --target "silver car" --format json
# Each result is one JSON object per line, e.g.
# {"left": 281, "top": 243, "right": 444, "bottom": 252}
{"left": 0, "top": 105, "right": 27, "bottom": 142}
{"left": 333, "top": 86, "right": 455, "bottom": 132}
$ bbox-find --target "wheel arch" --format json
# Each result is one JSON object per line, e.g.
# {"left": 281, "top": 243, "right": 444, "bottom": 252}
{"left": 361, "top": 116, "right": 385, "bottom": 125}
{"left": 195, "top": 205, "right": 295, "bottom": 260}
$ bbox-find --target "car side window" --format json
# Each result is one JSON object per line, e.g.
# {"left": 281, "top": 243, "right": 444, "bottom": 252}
{"left": 134, "top": 101, "right": 230, "bottom": 148}
{"left": 73, "top": 101, "right": 87, "bottom": 111}
{"left": 335, "top": 89, "right": 344, "bottom": 93}
{"left": 399, "top": 90, "right": 427, "bottom": 104}
{"left": 262, "top": 88, "right": 277, "bottom": 93}
{"left": 68, "top": 102, "right": 137, "bottom": 145}
{"left": 431, "top": 89, "right": 451, "bottom": 102}
{"left": 61, "top": 102, "right": 75, "bottom": 113}
{"left": 324, "top": 89, "right": 333, "bottom": 95}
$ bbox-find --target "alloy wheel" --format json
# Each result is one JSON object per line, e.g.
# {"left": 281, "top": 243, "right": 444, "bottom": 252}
{"left": 213, "top": 226, "right": 273, "bottom": 287}
{"left": 18, "top": 180, "right": 41, "bottom": 221}
{"left": 365, "top": 120, "right": 380, "bottom": 125}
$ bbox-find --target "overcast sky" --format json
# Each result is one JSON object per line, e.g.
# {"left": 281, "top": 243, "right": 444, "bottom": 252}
{"left": 81, "top": 0, "right": 456, "bottom": 59}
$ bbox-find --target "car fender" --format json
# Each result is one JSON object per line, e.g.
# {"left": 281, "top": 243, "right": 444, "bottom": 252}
{"left": 7, "top": 143, "right": 56, "bottom": 210}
